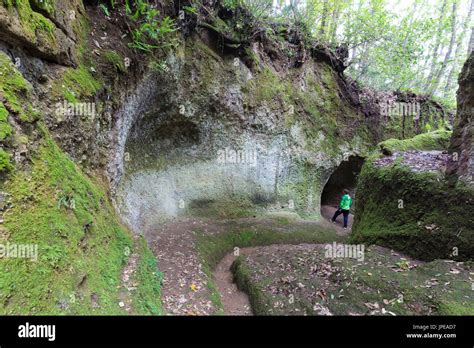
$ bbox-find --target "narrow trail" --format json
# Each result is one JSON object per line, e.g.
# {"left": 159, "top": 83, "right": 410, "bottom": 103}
{"left": 214, "top": 248, "right": 255, "bottom": 315}
{"left": 145, "top": 219, "right": 216, "bottom": 315}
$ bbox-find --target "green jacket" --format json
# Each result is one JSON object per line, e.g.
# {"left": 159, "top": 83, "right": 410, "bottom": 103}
{"left": 339, "top": 194, "right": 352, "bottom": 210}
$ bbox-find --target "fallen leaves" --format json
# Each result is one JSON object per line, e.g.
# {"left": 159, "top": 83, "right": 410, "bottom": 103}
{"left": 313, "top": 303, "right": 333, "bottom": 316}
{"left": 317, "top": 289, "right": 327, "bottom": 301}
{"left": 424, "top": 224, "right": 439, "bottom": 232}
{"left": 364, "top": 302, "right": 379, "bottom": 310}
{"left": 423, "top": 278, "right": 439, "bottom": 288}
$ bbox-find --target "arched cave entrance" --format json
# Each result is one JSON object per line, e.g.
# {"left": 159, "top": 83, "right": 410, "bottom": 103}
{"left": 321, "top": 155, "right": 365, "bottom": 211}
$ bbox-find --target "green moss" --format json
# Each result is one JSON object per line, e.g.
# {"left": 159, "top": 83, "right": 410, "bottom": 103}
{"left": 231, "top": 256, "right": 270, "bottom": 314}
{"left": 245, "top": 67, "right": 292, "bottom": 104}
{"left": 131, "top": 237, "right": 162, "bottom": 315}
{"left": 186, "top": 197, "right": 260, "bottom": 220}
{"left": 194, "top": 40, "right": 222, "bottom": 62}
{"left": 0, "top": 123, "right": 12, "bottom": 141}
{"left": 0, "top": 103, "right": 12, "bottom": 141}
{"left": 2, "top": 0, "right": 14, "bottom": 8}
{"left": 243, "top": 47, "right": 259, "bottom": 66}
{"left": 0, "top": 148, "right": 13, "bottom": 173}
{"left": 29, "top": 0, "right": 55, "bottom": 16}
{"left": 13, "top": 135, "right": 28, "bottom": 146}
{"left": 280, "top": 159, "right": 322, "bottom": 215}
{"left": 378, "top": 130, "right": 452, "bottom": 155}
{"left": 0, "top": 52, "right": 40, "bottom": 123}
{"left": 102, "top": 50, "right": 127, "bottom": 73}
{"left": 351, "top": 158, "right": 474, "bottom": 261}
{"left": 0, "top": 105, "right": 7, "bottom": 124}
{"left": 0, "top": 127, "right": 161, "bottom": 314}
{"left": 196, "top": 222, "right": 344, "bottom": 272}
{"left": 9, "top": 0, "right": 56, "bottom": 42}
{"left": 243, "top": 61, "right": 363, "bottom": 158}
{"left": 53, "top": 66, "right": 101, "bottom": 103}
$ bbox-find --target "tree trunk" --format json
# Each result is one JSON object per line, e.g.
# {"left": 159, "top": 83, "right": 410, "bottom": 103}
{"left": 469, "top": 27, "right": 474, "bottom": 54}
{"left": 444, "top": 0, "right": 473, "bottom": 98}
{"left": 319, "top": 0, "right": 329, "bottom": 40}
{"left": 429, "top": 0, "right": 458, "bottom": 96}
{"left": 425, "top": 0, "right": 449, "bottom": 89}
{"left": 329, "top": 1, "right": 341, "bottom": 44}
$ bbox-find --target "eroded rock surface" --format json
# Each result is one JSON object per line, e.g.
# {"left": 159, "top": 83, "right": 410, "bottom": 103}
{"left": 447, "top": 53, "right": 474, "bottom": 186}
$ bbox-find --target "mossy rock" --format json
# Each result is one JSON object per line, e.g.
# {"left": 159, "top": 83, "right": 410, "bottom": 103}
{"left": 1, "top": 0, "right": 83, "bottom": 65}
{"left": 351, "top": 158, "right": 474, "bottom": 261}
{"left": 0, "top": 148, "right": 13, "bottom": 173}
{"left": 0, "top": 102, "right": 13, "bottom": 141}
{"left": 52, "top": 66, "right": 102, "bottom": 103}
{"left": 0, "top": 51, "right": 41, "bottom": 123}
{"left": 378, "top": 129, "right": 452, "bottom": 155}
{"left": 0, "top": 126, "right": 161, "bottom": 314}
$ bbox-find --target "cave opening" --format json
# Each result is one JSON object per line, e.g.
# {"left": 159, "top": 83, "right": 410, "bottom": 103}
{"left": 321, "top": 156, "right": 365, "bottom": 211}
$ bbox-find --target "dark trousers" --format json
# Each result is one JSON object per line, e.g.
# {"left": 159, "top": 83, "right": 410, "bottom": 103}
{"left": 332, "top": 208, "right": 350, "bottom": 228}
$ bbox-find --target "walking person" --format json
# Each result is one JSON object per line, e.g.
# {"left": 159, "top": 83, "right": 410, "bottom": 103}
{"left": 331, "top": 189, "right": 352, "bottom": 229}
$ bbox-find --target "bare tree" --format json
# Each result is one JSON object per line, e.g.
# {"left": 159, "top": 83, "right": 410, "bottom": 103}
{"left": 429, "top": 0, "right": 458, "bottom": 96}
{"left": 444, "top": 0, "right": 473, "bottom": 97}
{"left": 425, "top": 0, "right": 448, "bottom": 89}
{"left": 319, "top": 0, "right": 329, "bottom": 39}
{"left": 469, "top": 27, "right": 474, "bottom": 54}
{"left": 329, "top": 1, "right": 341, "bottom": 44}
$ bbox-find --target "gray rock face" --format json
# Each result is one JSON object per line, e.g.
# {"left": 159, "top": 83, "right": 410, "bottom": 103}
{"left": 107, "top": 37, "right": 373, "bottom": 233}
{"left": 447, "top": 53, "right": 474, "bottom": 187}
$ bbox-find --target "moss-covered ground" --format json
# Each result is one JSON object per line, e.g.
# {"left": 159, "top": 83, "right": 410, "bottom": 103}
{"left": 231, "top": 244, "right": 473, "bottom": 315}
{"left": 0, "top": 52, "right": 40, "bottom": 123}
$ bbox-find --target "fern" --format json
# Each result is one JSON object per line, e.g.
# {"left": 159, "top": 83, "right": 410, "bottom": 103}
{"left": 99, "top": 3, "right": 110, "bottom": 17}
{"left": 125, "top": 0, "right": 178, "bottom": 52}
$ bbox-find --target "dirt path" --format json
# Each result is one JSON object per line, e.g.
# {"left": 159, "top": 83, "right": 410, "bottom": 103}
{"left": 213, "top": 248, "right": 255, "bottom": 315}
{"left": 144, "top": 215, "right": 345, "bottom": 315}
{"left": 145, "top": 219, "right": 217, "bottom": 315}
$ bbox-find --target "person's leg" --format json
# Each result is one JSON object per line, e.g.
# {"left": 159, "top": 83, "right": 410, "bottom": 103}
{"left": 332, "top": 208, "right": 342, "bottom": 222}
{"left": 342, "top": 210, "right": 349, "bottom": 228}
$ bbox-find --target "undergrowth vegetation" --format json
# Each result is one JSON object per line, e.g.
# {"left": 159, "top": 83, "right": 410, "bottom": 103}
{"left": 99, "top": 0, "right": 178, "bottom": 52}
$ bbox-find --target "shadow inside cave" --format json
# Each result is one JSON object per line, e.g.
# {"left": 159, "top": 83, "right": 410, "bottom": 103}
{"left": 321, "top": 155, "right": 365, "bottom": 213}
